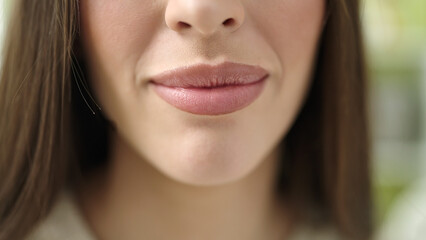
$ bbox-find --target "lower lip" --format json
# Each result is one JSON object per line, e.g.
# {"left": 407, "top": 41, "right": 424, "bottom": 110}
{"left": 150, "top": 77, "right": 267, "bottom": 115}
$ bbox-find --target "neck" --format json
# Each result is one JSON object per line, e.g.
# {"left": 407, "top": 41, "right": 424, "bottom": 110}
{"left": 77, "top": 131, "right": 290, "bottom": 240}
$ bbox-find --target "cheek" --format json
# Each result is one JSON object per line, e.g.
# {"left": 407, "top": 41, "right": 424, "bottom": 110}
{"left": 258, "top": 0, "right": 325, "bottom": 97}
{"left": 79, "top": 0, "right": 162, "bottom": 121}
{"left": 80, "top": 1, "right": 161, "bottom": 78}
{"left": 249, "top": 0, "right": 325, "bottom": 141}
{"left": 256, "top": 0, "right": 325, "bottom": 68}
{"left": 80, "top": 0, "right": 161, "bottom": 61}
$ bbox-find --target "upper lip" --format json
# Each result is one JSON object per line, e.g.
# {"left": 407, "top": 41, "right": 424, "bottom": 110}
{"left": 149, "top": 61, "right": 269, "bottom": 88}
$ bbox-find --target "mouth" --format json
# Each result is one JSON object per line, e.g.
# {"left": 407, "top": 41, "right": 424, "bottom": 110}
{"left": 148, "top": 61, "right": 269, "bottom": 116}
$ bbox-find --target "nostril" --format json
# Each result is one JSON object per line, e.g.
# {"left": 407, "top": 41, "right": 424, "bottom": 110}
{"left": 177, "top": 21, "right": 191, "bottom": 29}
{"left": 222, "top": 18, "right": 235, "bottom": 26}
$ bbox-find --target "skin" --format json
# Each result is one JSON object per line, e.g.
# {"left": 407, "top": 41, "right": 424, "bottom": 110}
{"left": 78, "top": 0, "right": 325, "bottom": 239}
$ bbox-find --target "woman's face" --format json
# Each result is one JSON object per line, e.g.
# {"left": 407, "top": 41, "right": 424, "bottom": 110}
{"left": 80, "top": 0, "right": 325, "bottom": 185}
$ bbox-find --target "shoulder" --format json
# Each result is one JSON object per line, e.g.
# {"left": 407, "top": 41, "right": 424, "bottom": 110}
{"left": 26, "top": 190, "right": 97, "bottom": 240}
{"left": 289, "top": 225, "right": 340, "bottom": 240}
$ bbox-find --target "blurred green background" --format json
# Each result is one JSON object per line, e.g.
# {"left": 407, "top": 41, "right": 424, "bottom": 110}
{"left": 363, "top": 0, "right": 426, "bottom": 238}
{"left": 1, "top": 0, "right": 425, "bottom": 238}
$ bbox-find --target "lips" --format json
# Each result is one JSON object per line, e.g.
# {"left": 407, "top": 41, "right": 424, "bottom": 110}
{"left": 148, "top": 61, "right": 269, "bottom": 115}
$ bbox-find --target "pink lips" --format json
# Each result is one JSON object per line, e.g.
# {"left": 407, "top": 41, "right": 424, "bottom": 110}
{"left": 148, "top": 61, "right": 269, "bottom": 115}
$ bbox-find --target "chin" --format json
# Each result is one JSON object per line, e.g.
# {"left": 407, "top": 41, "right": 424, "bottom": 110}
{"left": 148, "top": 142, "right": 261, "bottom": 187}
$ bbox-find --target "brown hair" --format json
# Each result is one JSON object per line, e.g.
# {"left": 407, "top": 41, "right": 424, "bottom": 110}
{"left": 0, "top": 0, "right": 372, "bottom": 239}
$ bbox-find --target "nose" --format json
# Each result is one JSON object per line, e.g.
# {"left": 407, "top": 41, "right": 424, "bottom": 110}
{"left": 165, "top": 0, "right": 245, "bottom": 36}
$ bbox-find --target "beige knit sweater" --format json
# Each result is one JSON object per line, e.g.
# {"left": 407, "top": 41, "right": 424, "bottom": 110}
{"left": 26, "top": 191, "right": 338, "bottom": 240}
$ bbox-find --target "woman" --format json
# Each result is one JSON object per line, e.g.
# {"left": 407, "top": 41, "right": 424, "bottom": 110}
{"left": 0, "top": 0, "right": 372, "bottom": 239}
